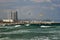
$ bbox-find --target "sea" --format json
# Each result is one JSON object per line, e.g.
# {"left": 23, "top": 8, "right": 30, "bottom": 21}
{"left": 0, "top": 24, "right": 60, "bottom": 40}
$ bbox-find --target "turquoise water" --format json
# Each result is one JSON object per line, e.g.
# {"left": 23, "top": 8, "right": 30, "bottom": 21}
{"left": 0, "top": 24, "right": 60, "bottom": 40}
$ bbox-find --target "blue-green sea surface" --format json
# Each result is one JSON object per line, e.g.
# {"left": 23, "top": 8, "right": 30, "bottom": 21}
{"left": 0, "top": 24, "right": 60, "bottom": 40}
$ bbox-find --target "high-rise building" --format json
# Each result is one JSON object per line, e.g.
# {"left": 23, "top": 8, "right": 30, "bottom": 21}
{"left": 11, "top": 11, "right": 18, "bottom": 21}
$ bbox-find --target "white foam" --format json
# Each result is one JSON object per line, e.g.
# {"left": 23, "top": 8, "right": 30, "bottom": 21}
{"left": 41, "top": 25, "right": 51, "bottom": 28}
{"left": 25, "top": 24, "right": 30, "bottom": 26}
{"left": 15, "top": 25, "right": 21, "bottom": 27}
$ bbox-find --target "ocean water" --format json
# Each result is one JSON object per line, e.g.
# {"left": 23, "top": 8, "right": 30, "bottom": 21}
{"left": 0, "top": 24, "right": 60, "bottom": 40}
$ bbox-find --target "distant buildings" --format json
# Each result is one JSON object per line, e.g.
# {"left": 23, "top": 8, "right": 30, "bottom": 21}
{"left": 2, "top": 10, "right": 18, "bottom": 23}
{"left": 2, "top": 19, "right": 14, "bottom": 22}
{"left": 11, "top": 11, "right": 18, "bottom": 21}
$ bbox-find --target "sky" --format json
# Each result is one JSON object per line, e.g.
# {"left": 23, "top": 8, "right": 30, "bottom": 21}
{"left": 0, "top": 0, "right": 60, "bottom": 22}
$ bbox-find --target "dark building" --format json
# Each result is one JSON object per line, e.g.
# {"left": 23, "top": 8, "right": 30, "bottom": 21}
{"left": 11, "top": 11, "right": 18, "bottom": 21}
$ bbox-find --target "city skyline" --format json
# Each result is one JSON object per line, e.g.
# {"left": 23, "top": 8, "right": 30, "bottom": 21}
{"left": 0, "top": 0, "right": 60, "bottom": 22}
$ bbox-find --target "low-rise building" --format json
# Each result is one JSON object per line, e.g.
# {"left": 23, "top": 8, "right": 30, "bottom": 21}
{"left": 3, "top": 19, "right": 14, "bottom": 22}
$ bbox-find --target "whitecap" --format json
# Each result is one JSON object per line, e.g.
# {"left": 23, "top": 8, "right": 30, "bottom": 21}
{"left": 15, "top": 25, "right": 21, "bottom": 27}
{"left": 25, "top": 24, "right": 30, "bottom": 26}
{"left": 40, "top": 25, "right": 51, "bottom": 28}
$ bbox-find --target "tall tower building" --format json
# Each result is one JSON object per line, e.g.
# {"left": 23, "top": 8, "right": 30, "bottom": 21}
{"left": 14, "top": 11, "right": 18, "bottom": 21}
{"left": 11, "top": 11, "right": 18, "bottom": 21}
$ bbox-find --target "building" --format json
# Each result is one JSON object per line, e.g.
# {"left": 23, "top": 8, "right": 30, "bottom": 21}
{"left": 3, "top": 19, "right": 14, "bottom": 22}
{"left": 11, "top": 11, "right": 18, "bottom": 21}
{"left": 2, "top": 10, "right": 18, "bottom": 23}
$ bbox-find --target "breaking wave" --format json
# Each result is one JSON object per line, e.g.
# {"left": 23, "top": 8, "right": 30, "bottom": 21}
{"left": 0, "top": 24, "right": 60, "bottom": 40}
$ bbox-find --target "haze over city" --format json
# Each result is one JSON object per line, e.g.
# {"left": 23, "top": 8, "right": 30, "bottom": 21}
{"left": 0, "top": 0, "right": 60, "bottom": 22}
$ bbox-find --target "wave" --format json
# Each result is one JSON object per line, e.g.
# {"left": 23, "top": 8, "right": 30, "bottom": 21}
{"left": 15, "top": 25, "right": 21, "bottom": 27}
{"left": 25, "top": 24, "right": 30, "bottom": 26}
{"left": 0, "top": 24, "right": 60, "bottom": 40}
{"left": 40, "top": 25, "right": 51, "bottom": 28}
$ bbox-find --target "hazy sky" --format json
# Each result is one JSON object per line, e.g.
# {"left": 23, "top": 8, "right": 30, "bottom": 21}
{"left": 0, "top": 0, "right": 60, "bottom": 22}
